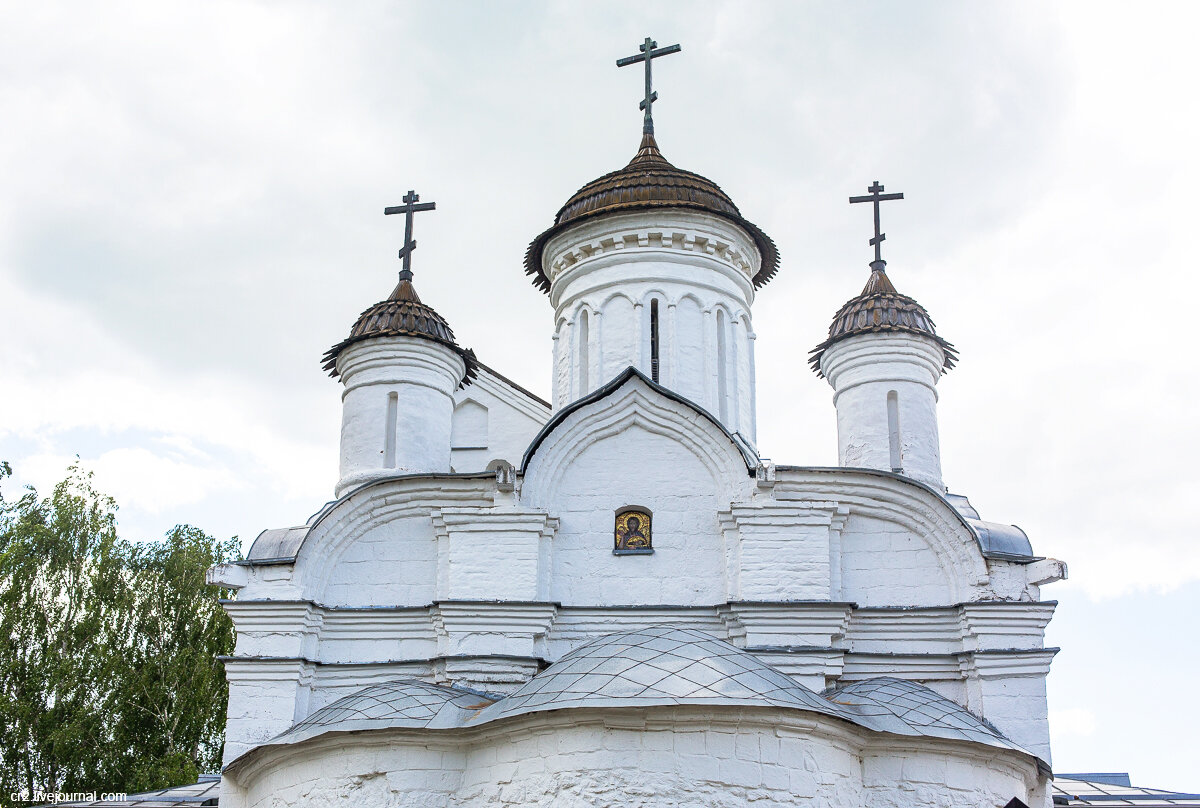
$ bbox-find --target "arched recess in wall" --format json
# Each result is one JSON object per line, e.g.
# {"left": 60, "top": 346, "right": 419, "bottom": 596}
{"left": 553, "top": 316, "right": 570, "bottom": 407}
{"left": 576, "top": 308, "right": 590, "bottom": 396}
{"left": 740, "top": 313, "right": 755, "bottom": 441}
{"left": 674, "top": 295, "right": 704, "bottom": 403}
{"left": 601, "top": 293, "right": 636, "bottom": 383}
{"left": 887, "top": 390, "right": 902, "bottom": 472}
{"left": 451, "top": 399, "right": 489, "bottom": 450}
{"left": 384, "top": 391, "right": 399, "bottom": 468}
{"left": 716, "top": 307, "right": 729, "bottom": 423}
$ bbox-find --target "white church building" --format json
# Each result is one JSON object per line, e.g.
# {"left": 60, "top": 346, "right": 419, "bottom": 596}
{"left": 199, "top": 41, "right": 1077, "bottom": 808}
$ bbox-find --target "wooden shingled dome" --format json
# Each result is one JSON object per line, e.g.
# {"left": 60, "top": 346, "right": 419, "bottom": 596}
{"left": 523, "top": 133, "right": 780, "bottom": 293}
{"left": 808, "top": 266, "right": 957, "bottom": 378}
{"left": 322, "top": 277, "right": 477, "bottom": 384}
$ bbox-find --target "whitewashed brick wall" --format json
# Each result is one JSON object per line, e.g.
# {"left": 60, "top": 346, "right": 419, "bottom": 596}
{"left": 224, "top": 709, "right": 1046, "bottom": 808}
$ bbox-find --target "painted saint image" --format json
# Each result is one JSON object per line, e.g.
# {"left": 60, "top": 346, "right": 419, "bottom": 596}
{"left": 615, "top": 510, "right": 651, "bottom": 551}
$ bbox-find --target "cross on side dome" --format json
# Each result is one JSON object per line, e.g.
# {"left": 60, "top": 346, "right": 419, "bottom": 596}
{"left": 383, "top": 189, "right": 436, "bottom": 282}
{"left": 322, "top": 194, "right": 477, "bottom": 384}
{"left": 849, "top": 180, "right": 904, "bottom": 269}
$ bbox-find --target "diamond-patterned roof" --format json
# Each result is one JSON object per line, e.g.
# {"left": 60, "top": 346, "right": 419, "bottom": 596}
{"left": 229, "top": 627, "right": 1037, "bottom": 773}
{"left": 824, "top": 677, "right": 1027, "bottom": 753}
{"left": 473, "top": 625, "right": 843, "bottom": 724}
{"left": 269, "top": 679, "right": 495, "bottom": 747}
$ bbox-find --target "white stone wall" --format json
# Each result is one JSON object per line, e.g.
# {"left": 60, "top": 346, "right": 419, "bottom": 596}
{"left": 322, "top": 512, "right": 438, "bottom": 606}
{"left": 223, "top": 708, "right": 1046, "bottom": 808}
{"left": 820, "top": 333, "right": 947, "bottom": 491}
{"left": 450, "top": 365, "right": 550, "bottom": 473}
{"left": 544, "top": 422, "right": 727, "bottom": 605}
{"left": 220, "top": 385, "right": 1061, "bottom": 769}
{"left": 335, "top": 337, "right": 465, "bottom": 497}
{"left": 543, "top": 210, "right": 759, "bottom": 441}
{"left": 839, "top": 513, "right": 954, "bottom": 606}
{"left": 521, "top": 374, "right": 755, "bottom": 606}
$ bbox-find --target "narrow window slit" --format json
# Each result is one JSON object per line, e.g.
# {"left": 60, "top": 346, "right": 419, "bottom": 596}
{"left": 577, "top": 310, "right": 590, "bottom": 395}
{"left": 385, "top": 392, "right": 398, "bottom": 468}
{"left": 650, "top": 299, "right": 660, "bottom": 383}
{"left": 717, "top": 309, "right": 729, "bottom": 422}
{"left": 887, "top": 390, "right": 902, "bottom": 472}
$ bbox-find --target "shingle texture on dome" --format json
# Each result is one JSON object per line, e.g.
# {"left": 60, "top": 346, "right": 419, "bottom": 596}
{"left": 809, "top": 265, "right": 957, "bottom": 377}
{"left": 523, "top": 133, "right": 780, "bottom": 293}
{"left": 321, "top": 276, "right": 478, "bottom": 384}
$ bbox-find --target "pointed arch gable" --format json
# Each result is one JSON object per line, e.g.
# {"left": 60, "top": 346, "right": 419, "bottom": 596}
{"left": 520, "top": 367, "right": 758, "bottom": 509}
{"left": 289, "top": 473, "right": 495, "bottom": 603}
{"left": 772, "top": 466, "right": 998, "bottom": 599}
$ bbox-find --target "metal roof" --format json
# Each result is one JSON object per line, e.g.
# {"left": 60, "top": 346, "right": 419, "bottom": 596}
{"left": 809, "top": 265, "right": 956, "bottom": 377}
{"left": 825, "top": 677, "right": 1031, "bottom": 757}
{"left": 48, "top": 775, "right": 219, "bottom": 807}
{"left": 321, "top": 277, "right": 477, "bottom": 385}
{"left": 226, "top": 626, "right": 1039, "bottom": 776}
{"left": 524, "top": 132, "right": 779, "bottom": 293}
{"left": 473, "top": 625, "right": 845, "bottom": 725}
{"left": 1052, "top": 775, "right": 1200, "bottom": 806}
{"left": 269, "top": 679, "right": 496, "bottom": 746}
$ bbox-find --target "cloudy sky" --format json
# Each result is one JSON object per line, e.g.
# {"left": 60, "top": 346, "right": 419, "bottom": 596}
{"left": 1, "top": 0, "right": 1196, "bottom": 790}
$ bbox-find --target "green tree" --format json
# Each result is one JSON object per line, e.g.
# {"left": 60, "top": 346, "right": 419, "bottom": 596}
{"left": 0, "top": 462, "right": 240, "bottom": 803}
{"left": 113, "top": 526, "right": 240, "bottom": 791}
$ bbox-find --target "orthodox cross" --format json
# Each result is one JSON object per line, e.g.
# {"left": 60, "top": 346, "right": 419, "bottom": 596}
{"left": 616, "top": 36, "right": 682, "bottom": 135}
{"left": 849, "top": 181, "right": 904, "bottom": 269}
{"left": 384, "top": 190, "right": 436, "bottom": 281}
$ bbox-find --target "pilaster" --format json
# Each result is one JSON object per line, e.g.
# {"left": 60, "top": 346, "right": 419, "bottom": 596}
{"left": 960, "top": 648, "right": 1058, "bottom": 764}
{"left": 719, "top": 502, "right": 847, "bottom": 600}
{"left": 220, "top": 658, "right": 313, "bottom": 767}
{"left": 433, "top": 507, "right": 559, "bottom": 601}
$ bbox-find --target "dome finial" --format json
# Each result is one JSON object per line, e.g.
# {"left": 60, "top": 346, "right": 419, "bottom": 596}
{"left": 616, "top": 36, "right": 681, "bottom": 136}
{"left": 383, "top": 189, "right": 436, "bottom": 285}
{"left": 850, "top": 180, "right": 904, "bottom": 269}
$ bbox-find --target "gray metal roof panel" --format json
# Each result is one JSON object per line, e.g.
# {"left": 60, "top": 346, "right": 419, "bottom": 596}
{"left": 968, "top": 519, "right": 1034, "bottom": 559}
{"left": 228, "top": 626, "right": 1045, "bottom": 777}
{"left": 825, "top": 677, "right": 1030, "bottom": 755}
{"left": 470, "top": 626, "right": 847, "bottom": 724}
{"left": 264, "top": 679, "right": 496, "bottom": 747}
{"left": 1052, "top": 775, "right": 1200, "bottom": 806}
{"left": 48, "top": 777, "right": 220, "bottom": 807}
{"left": 245, "top": 526, "right": 307, "bottom": 562}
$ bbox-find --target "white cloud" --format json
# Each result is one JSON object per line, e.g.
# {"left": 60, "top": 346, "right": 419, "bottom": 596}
{"left": 0, "top": 0, "right": 1197, "bottom": 782}
{"left": 1050, "top": 707, "right": 1098, "bottom": 740}
{"left": 21, "top": 447, "right": 238, "bottom": 515}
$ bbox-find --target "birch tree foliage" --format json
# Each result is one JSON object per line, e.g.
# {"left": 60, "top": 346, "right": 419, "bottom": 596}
{"left": 0, "top": 462, "right": 241, "bottom": 803}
